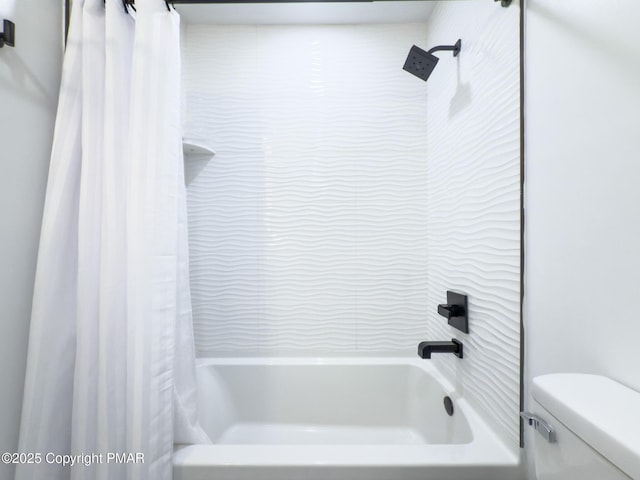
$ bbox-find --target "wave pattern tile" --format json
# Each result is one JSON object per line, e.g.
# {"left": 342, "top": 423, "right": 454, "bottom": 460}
{"left": 183, "top": 24, "right": 430, "bottom": 355}
{"left": 422, "top": 4, "right": 521, "bottom": 447}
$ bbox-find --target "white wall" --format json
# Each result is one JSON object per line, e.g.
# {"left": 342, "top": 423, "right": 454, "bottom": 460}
{"left": 525, "top": 0, "right": 640, "bottom": 475}
{"left": 423, "top": 1, "right": 521, "bottom": 448}
{"left": 0, "top": 1, "right": 62, "bottom": 478}
{"left": 184, "top": 23, "right": 431, "bottom": 355}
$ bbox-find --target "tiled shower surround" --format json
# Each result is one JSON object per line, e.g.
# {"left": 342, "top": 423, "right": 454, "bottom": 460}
{"left": 183, "top": 1, "right": 520, "bottom": 446}
{"left": 422, "top": 2, "right": 521, "bottom": 447}
{"left": 184, "top": 23, "right": 430, "bottom": 354}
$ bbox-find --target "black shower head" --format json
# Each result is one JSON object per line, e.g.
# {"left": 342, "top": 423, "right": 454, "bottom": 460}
{"left": 403, "top": 39, "right": 461, "bottom": 82}
{"left": 402, "top": 45, "right": 439, "bottom": 82}
{"left": 403, "top": 46, "right": 439, "bottom": 82}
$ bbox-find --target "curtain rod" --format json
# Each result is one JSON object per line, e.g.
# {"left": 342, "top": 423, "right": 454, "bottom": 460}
{"left": 64, "top": 0, "right": 509, "bottom": 46}
{"left": 65, "top": 0, "right": 377, "bottom": 45}
{"left": 164, "top": 0, "right": 376, "bottom": 2}
{"left": 152, "top": 0, "right": 509, "bottom": 4}
{"left": 131, "top": 0, "right": 376, "bottom": 3}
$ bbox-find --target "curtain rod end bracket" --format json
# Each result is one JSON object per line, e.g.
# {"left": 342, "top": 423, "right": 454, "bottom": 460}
{"left": 0, "top": 19, "right": 15, "bottom": 48}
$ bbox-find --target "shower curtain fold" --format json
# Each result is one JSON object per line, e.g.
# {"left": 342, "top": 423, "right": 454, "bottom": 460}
{"left": 16, "top": 1, "right": 208, "bottom": 479}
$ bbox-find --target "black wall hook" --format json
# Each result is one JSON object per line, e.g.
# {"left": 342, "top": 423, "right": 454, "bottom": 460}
{"left": 0, "top": 19, "right": 15, "bottom": 48}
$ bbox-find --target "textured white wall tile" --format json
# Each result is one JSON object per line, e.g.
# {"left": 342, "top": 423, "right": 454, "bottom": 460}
{"left": 184, "top": 10, "right": 521, "bottom": 447}
{"left": 184, "top": 24, "right": 430, "bottom": 356}
{"left": 422, "top": 3, "right": 521, "bottom": 447}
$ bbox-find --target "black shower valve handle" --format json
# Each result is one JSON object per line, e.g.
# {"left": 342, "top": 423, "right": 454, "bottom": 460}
{"left": 436, "top": 291, "right": 469, "bottom": 334}
{"left": 437, "top": 304, "right": 465, "bottom": 320}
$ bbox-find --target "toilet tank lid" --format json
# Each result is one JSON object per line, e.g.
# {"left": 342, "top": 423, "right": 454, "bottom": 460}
{"left": 532, "top": 374, "right": 640, "bottom": 480}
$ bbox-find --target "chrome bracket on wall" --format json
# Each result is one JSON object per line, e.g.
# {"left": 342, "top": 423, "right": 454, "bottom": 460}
{"left": 495, "top": 0, "right": 512, "bottom": 7}
{"left": 0, "top": 19, "right": 15, "bottom": 48}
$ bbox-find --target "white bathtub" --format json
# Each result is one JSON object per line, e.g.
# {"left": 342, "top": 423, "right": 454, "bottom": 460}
{"left": 173, "top": 357, "right": 521, "bottom": 480}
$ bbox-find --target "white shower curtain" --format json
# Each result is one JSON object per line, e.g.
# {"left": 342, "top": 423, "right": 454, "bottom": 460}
{"left": 16, "top": 0, "right": 208, "bottom": 479}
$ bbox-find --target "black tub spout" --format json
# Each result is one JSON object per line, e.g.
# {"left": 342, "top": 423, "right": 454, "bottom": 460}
{"left": 418, "top": 339, "right": 463, "bottom": 359}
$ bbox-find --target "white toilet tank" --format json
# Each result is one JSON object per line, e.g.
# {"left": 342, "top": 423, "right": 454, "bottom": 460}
{"left": 528, "top": 374, "right": 640, "bottom": 480}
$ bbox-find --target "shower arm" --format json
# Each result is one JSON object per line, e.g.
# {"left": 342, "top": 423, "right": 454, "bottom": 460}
{"left": 427, "top": 39, "right": 461, "bottom": 57}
